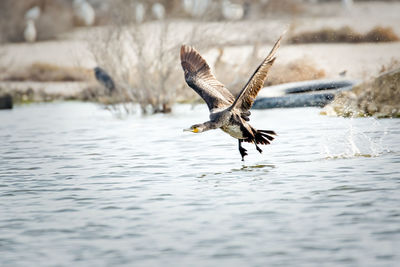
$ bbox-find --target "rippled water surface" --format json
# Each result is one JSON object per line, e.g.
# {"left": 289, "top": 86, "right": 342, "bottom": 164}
{"left": 1, "top": 102, "right": 399, "bottom": 266}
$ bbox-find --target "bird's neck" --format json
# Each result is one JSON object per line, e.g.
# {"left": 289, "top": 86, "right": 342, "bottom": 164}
{"left": 201, "top": 121, "right": 220, "bottom": 132}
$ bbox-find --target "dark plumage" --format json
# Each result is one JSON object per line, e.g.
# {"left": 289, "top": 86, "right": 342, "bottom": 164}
{"left": 94, "top": 67, "right": 115, "bottom": 94}
{"left": 181, "top": 35, "right": 282, "bottom": 160}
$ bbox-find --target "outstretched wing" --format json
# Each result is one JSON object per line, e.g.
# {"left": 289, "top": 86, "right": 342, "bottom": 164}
{"left": 180, "top": 45, "right": 235, "bottom": 111}
{"left": 230, "top": 35, "right": 283, "bottom": 111}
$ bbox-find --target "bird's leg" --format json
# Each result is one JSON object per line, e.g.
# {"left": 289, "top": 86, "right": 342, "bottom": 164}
{"left": 238, "top": 139, "right": 248, "bottom": 161}
{"left": 255, "top": 143, "right": 263, "bottom": 154}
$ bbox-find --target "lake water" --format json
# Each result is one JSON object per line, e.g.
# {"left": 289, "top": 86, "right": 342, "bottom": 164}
{"left": 1, "top": 102, "right": 399, "bottom": 266}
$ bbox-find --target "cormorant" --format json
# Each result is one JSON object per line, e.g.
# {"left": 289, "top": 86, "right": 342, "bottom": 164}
{"left": 181, "top": 36, "right": 282, "bottom": 160}
{"left": 94, "top": 67, "right": 115, "bottom": 95}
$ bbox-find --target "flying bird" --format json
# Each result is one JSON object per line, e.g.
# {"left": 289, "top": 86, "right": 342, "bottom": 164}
{"left": 181, "top": 36, "right": 282, "bottom": 160}
{"left": 94, "top": 67, "right": 116, "bottom": 94}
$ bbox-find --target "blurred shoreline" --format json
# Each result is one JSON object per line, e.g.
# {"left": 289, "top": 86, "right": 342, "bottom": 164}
{"left": 0, "top": 0, "right": 399, "bottom": 113}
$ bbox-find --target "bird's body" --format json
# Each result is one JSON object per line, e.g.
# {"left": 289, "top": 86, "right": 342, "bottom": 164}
{"left": 181, "top": 36, "right": 282, "bottom": 160}
{"left": 152, "top": 3, "right": 166, "bottom": 20}
{"left": 73, "top": 0, "right": 95, "bottom": 26}
{"left": 24, "top": 20, "right": 37, "bottom": 43}
{"left": 221, "top": 123, "right": 245, "bottom": 139}
{"left": 222, "top": 0, "right": 244, "bottom": 21}
{"left": 135, "top": 3, "right": 146, "bottom": 23}
{"left": 94, "top": 67, "right": 115, "bottom": 94}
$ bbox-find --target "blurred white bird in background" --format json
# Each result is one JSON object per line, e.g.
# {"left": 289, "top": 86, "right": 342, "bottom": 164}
{"left": 182, "top": 0, "right": 210, "bottom": 17}
{"left": 25, "top": 6, "right": 41, "bottom": 21}
{"left": 24, "top": 20, "right": 37, "bottom": 43}
{"left": 152, "top": 3, "right": 165, "bottom": 20}
{"left": 73, "top": 0, "right": 95, "bottom": 26}
{"left": 135, "top": 3, "right": 146, "bottom": 23}
{"left": 23, "top": 6, "right": 40, "bottom": 43}
{"left": 222, "top": 0, "right": 244, "bottom": 21}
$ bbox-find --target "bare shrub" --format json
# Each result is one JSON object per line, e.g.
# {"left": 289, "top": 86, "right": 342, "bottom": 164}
{"left": 87, "top": 0, "right": 222, "bottom": 114}
{"left": 89, "top": 23, "right": 177, "bottom": 113}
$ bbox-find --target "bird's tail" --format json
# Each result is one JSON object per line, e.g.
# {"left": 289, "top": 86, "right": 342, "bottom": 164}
{"left": 254, "top": 129, "right": 276, "bottom": 145}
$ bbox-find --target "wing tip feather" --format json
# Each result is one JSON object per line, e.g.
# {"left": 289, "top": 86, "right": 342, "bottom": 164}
{"left": 230, "top": 34, "right": 284, "bottom": 111}
{"left": 180, "top": 44, "right": 210, "bottom": 74}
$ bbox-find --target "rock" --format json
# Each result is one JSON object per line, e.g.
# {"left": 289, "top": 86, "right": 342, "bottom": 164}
{"left": 0, "top": 93, "right": 13, "bottom": 109}
{"left": 253, "top": 91, "right": 335, "bottom": 109}
{"left": 323, "top": 68, "right": 400, "bottom": 118}
{"left": 254, "top": 79, "right": 357, "bottom": 109}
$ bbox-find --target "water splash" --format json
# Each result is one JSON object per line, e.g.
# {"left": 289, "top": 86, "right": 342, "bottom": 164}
{"left": 322, "top": 118, "right": 389, "bottom": 159}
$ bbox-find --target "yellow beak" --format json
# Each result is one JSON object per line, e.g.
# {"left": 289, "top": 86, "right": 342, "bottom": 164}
{"left": 183, "top": 128, "right": 198, "bottom": 133}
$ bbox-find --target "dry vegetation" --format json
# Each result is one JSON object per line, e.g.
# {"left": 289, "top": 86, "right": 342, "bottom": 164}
{"left": 266, "top": 58, "right": 326, "bottom": 86}
{"left": 89, "top": 23, "right": 179, "bottom": 113}
{"left": 2, "top": 63, "right": 92, "bottom": 82}
{"left": 87, "top": 0, "right": 227, "bottom": 114}
{"left": 289, "top": 26, "right": 399, "bottom": 44}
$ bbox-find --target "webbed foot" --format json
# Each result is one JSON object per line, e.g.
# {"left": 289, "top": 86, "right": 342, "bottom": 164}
{"left": 238, "top": 139, "right": 248, "bottom": 161}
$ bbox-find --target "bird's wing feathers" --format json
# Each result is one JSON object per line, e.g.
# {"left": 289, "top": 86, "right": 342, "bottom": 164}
{"left": 181, "top": 45, "right": 235, "bottom": 111}
{"left": 230, "top": 35, "right": 282, "bottom": 111}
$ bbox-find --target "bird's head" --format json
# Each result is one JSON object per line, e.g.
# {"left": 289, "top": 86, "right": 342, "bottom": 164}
{"left": 94, "top": 67, "right": 101, "bottom": 75}
{"left": 183, "top": 124, "right": 205, "bottom": 133}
